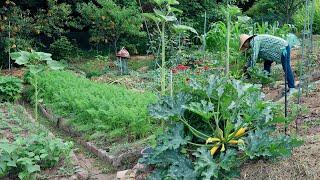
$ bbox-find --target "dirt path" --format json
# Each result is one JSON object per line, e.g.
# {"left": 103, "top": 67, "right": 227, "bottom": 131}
{"left": 21, "top": 103, "right": 118, "bottom": 180}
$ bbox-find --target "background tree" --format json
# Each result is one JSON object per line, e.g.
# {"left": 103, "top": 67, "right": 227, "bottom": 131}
{"left": 77, "top": 0, "right": 145, "bottom": 52}
{"left": 247, "top": 0, "right": 304, "bottom": 23}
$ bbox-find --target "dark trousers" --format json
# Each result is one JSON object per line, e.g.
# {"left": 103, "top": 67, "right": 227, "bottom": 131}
{"left": 264, "top": 46, "right": 295, "bottom": 88}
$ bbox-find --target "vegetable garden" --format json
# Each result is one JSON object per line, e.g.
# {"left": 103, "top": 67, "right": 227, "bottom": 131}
{"left": 0, "top": 0, "right": 320, "bottom": 179}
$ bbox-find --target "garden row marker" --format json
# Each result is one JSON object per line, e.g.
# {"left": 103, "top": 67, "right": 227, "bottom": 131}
{"left": 203, "top": 11, "right": 207, "bottom": 53}
{"left": 8, "top": 20, "right": 11, "bottom": 71}
{"left": 170, "top": 70, "right": 173, "bottom": 98}
{"left": 284, "top": 51, "right": 288, "bottom": 135}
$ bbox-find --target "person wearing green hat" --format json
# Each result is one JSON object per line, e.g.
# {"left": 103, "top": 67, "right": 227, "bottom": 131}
{"left": 239, "top": 34, "right": 297, "bottom": 95}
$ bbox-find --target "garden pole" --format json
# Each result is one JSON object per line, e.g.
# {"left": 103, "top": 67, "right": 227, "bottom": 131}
{"left": 225, "top": 4, "right": 230, "bottom": 76}
{"left": 8, "top": 21, "right": 11, "bottom": 71}
{"left": 170, "top": 70, "right": 173, "bottom": 98}
{"left": 285, "top": 53, "right": 288, "bottom": 135}
{"left": 120, "top": 57, "right": 123, "bottom": 75}
{"left": 203, "top": 11, "right": 207, "bottom": 53}
{"left": 178, "top": 18, "right": 181, "bottom": 53}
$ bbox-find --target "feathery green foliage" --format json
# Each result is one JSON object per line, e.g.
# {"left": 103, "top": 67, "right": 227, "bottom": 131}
{"left": 36, "top": 70, "right": 157, "bottom": 142}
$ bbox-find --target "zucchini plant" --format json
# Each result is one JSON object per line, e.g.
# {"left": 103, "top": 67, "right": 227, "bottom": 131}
{"left": 10, "top": 50, "right": 65, "bottom": 122}
{"left": 141, "top": 75, "right": 302, "bottom": 179}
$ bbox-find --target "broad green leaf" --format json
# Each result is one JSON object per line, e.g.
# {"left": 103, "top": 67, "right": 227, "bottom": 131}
{"left": 35, "top": 52, "right": 53, "bottom": 61}
{"left": 156, "top": 123, "right": 190, "bottom": 152}
{"left": 18, "top": 171, "right": 29, "bottom": 180}
{"left": 142, "top": 13, "right": 161, "bottom": 22}
{"left": 10, "top": 51, "right": 30, "bottom": 65}
{"left": 193, "top": 147, "right": 219, "bottom": 179}
{"left": 47, "top": 60, "right": 66, "bottom": 70}
{"left": 29, "top": 65, "right": 44, "bottom": 74}
{"left": 167, "top": 0, "right": 179, "bottom": 5}
{"left": 26, "top": 164, "right": 40, "bottom": 173}
{"left": 0, "top": 142, "right": 16, "bottom": 154}
{"left": 0, "top": 162, "right": 7, "bottom": 174}
{"left": 173, "top": 24, "right": 198, "bottom": 35}
{"left": 27, "top": 152, "right": 35, "bottom": 157}
{"left": 154, "top": 0, "right": 165, "bottom": 6}
{"left": 149, "top": 93, "right": 189, "bottom": 120}
{"left": 154, "top": 9, "right": 177, "bottom": 22}
{"left": 40, "top": 153, "right": 48, "bottom": 159}
{"left": 6, "top": 160, "right": 16, "bottom": 167}
{"left": 168, "top": 6, "right": 183, "bottom": 14}
{"left": 219, "top": 149, "right": 238, "bottom": 171}
{"left": 184, "top": 100, "right": 214, "bottom": 121}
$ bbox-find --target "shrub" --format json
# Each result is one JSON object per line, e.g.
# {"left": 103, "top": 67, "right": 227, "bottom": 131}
{"left": 49, "top": 36, "right": 75, "bottom": 61}
{"left": 0, "top": 76, "right": 23, "bottom": 102}
{"left": 246, "top": 0, "right": 304, "bottom": 24}
{"left": 36, "top": 70, "right": 157, "bottom": 142}
{"left": 77, "top": 55, "right": 110, "bottom": 78}
{"left": 77, "top": 0, "right": 145, "bottom": 50}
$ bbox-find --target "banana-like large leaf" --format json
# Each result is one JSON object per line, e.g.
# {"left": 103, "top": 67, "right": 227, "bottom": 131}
{"left": 154, "top": 9, "right": 177, "bottom": 22}
{"left": 47, "top": 60, "right": 66, "bottom": 70}
{"left": 173, "top": 24, "right": 198, "bottom": 35}
{"left": 10, "top": 51, "right": 30, "bottom": 65}
{"left": 142, "top": 13, "right": 161, "bottom": 22}
{"left": 35, "top": 52, "right": 52, "bottom": 61}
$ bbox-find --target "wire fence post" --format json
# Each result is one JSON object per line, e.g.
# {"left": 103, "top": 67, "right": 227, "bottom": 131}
{"left": 283, "top": 48, "right": 290, "bottom": 135}
{"left": 203, "top": 11, "right": 207, "bottom": 53}
{"left": 8, "top": 21, "right": 11, "bottom": 71}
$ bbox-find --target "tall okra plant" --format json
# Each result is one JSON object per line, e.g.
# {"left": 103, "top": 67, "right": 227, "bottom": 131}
{"left": 143, "top": 0, "right": 197, "bottom": 95}
{"left": 10, "top": 51, "right": 65, "bottom": 121}
{"left": 222, "top": 0, "right": 247, "bottom": 76}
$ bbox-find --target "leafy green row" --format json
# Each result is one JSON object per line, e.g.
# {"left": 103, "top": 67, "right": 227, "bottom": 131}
{"left": 36, "top": 70, "right": 157, "bottom": 142}
{"left": 0, "top": 134, "right": 73, "bottom": 180}
{"left": 0, "top": 76, "right": 23, "bottom": 103}
{"left": 0, "top": 103, "right": 73, "bottom": 180}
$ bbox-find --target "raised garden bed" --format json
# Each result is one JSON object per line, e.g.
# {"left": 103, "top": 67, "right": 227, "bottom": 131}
{"left": 39, "top": 104, "right": 144, "bottom": 170}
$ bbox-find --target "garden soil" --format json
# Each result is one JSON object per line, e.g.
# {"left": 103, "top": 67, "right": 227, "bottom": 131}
{"left": 241, "top": 78, "right": 320, "bottom": 179}
{"left": 240, "top": 134, "right": 320, "bottom": 179}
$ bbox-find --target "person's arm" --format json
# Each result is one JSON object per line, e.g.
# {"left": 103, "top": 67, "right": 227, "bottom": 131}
{"left": 247, "top": 39, "right": 260, "bottom": 68}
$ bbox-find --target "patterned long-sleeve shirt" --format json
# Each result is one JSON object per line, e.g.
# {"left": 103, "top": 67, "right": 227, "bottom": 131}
{"left": 247, "top": 34, "right": 289, "bottom": 67}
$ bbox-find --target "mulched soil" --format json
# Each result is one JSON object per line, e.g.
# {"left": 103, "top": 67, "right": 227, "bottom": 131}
{"left": 0, "top": 68, "right": 25, "bottom": 78}
{"left": 240, "top": 77, "right": 320, "bottom": 179}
